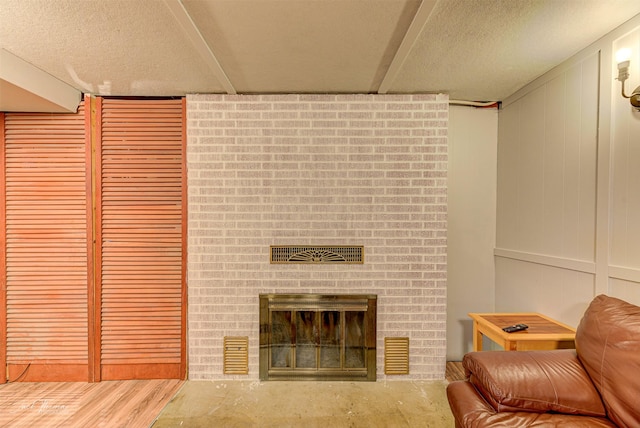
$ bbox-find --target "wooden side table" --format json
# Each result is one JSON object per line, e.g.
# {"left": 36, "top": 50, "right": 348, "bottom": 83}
{"left": 468, "top": 313, "right": 576, "bottom": 351}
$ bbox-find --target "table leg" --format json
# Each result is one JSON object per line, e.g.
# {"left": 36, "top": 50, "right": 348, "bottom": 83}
{"left": 472, "top": 320, "right": 483, "bottom": 351}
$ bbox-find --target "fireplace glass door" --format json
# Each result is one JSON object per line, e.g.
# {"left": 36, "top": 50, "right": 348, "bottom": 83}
{"left": 260, "top": 294, "right": 376, "bottom": 381}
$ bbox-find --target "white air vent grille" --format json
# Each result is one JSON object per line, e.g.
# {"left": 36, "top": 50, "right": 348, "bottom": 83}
{"left": 270, "top": 246, "right": 364, "bottom": 264}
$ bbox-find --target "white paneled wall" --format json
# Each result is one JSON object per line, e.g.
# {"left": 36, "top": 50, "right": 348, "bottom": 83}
{"left": 495, "top": 16, "right": 640, "bottom": 327}
{"left": 610, "top": 25, "right": 640, "bottom": 302}
{"left": 497, "top": 53, "right": 598, "bottom": 264}
{"left": 496, "top": 52, "right": 599, "bottom": 324}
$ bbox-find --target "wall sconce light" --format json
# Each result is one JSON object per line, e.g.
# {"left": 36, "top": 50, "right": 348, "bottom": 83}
{"left": 616, "top": 48, "right": 640, "bottom": 111}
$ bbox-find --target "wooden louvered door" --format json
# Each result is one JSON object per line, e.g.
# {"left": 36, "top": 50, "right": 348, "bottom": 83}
{"left": 1, "top": 102, "right": 93, "bottom": 382}
{"left": 95, "top": 98, "right": 186, "bottom": 380}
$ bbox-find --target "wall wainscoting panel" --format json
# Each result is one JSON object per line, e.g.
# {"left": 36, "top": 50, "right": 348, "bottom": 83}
{"left": 186, "top": 94, "right": 448, "bottom": 380}
{"left": 496, "top": 51, "right": 601, "bottom": 324}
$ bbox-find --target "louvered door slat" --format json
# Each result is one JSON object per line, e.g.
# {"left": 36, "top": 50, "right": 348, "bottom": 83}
{"left": 3, "top": 104, "right": 90, "bottom": 381}
{"left": 98, "top": 98, "right": 185, "bottom": 380}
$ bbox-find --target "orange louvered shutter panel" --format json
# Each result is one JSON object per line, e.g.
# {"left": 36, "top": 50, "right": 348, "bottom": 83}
{"left": 97, "top": 98, "right": 186, "bottom": 380}
{"left": 2, "top": 104, "right": 91, "bottom": 382}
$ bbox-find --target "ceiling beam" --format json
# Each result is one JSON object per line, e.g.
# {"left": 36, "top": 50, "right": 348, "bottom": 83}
{"left": 377, "top": 0, "right": 438, "bottom": 94}
{"left": 164, "top": 0, "right": 236, "bottom": 95}
{"left": 0, "top": 49, "right": 82, "bottom": 113}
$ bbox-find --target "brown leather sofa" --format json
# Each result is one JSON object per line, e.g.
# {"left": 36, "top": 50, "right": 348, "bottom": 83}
{"left": 447, "top": 295, "right": 640, "bottom": 427}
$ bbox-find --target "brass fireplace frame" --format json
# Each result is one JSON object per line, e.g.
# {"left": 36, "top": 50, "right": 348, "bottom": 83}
{"left": 259, "top": 294, "right": 377, "bottom": 381}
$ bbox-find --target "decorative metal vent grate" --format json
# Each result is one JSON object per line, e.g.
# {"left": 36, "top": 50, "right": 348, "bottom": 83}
{"left": 270, "top": 246, "right": 364, "bottom": 264}
{"left": 384, "top": 337, "right": 410, "bottom": 375}
{"left": 224, "top": 336, "right": 249, "bottom": 375}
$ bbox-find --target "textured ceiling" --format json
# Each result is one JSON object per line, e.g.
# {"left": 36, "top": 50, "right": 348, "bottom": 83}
{"left": 1, "top": 0, "right": 640, "bottom": 112}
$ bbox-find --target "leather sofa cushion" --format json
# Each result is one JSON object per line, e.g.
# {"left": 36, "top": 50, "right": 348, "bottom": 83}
{"left": 576, "top": 294, "right": 640, "bottom": 427}
{"left": 447, "top": 381, "right": 617, "bottom": 428}
{"left": 464, "top": 349, "right": 605, "bottom": 417}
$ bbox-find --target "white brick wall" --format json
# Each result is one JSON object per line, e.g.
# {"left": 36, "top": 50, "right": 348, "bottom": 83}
{"left": 187, "top": 94, "right": 448, "bottom": 380}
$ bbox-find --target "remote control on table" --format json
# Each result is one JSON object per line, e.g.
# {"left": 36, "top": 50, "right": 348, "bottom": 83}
{"left": 502, "top": 323, "right": 528, "bottom": 333}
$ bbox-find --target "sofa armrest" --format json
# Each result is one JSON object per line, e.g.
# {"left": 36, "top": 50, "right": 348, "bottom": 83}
{"left": 447, "top": 380, "right": 496, "bottom": 426}
{"left": 447, "top": 380, "right": 616, "bottom": 428}
{"left": 463, "top": 349, "right": 605, "bottom": 416}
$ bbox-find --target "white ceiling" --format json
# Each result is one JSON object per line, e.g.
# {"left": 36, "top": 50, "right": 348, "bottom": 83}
{"left": 2, "top": 0, "right": 640, "bottom": 112}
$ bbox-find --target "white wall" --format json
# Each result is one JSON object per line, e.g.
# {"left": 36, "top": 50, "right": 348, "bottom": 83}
{"left": 495, "top": 14, "right": 640, "bottom": 328}
{"left": 610, "top": 24, "right": 640, "bottom": 302}
{"left": 447, "top": 105, "right": 497, "bottom": 360}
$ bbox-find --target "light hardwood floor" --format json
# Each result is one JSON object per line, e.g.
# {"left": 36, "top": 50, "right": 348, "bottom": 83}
{"left": 445, "top": 361, "right": 465, "bottom": 382}
{"left": 0, "top": 366, "right": 462, "bottom": 428}
{"left": 0, "top": 379, "right": 183, "bottom": 428}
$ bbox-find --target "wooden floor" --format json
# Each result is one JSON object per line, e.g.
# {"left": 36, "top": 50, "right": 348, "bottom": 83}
{"left": 0, "top": 379, "right": 183, "bottom": 428}
{"left": 445, "top": 361, "right": 465, "bottom": 382}
{"left": 0, "top": 365, "right": 462, "bottom": 427}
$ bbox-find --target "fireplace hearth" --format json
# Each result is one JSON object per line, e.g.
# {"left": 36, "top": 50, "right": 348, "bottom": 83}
{"left": 259, "top": 294, "right": 377, "bottom": 381}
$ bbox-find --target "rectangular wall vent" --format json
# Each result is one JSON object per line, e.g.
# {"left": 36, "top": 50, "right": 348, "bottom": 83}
{"left": 223, "top": 336, "right": 249, "bottom": 375}
{"left": 270, "top": 246, "right": 364, "bottom": 264}
{"left": 384, "top": 337, "right": 410, "bottom": 375}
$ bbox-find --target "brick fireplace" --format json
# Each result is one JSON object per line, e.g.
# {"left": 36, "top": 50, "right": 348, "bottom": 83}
{"left": 187, "top": 94, "right": 448, "bottom": 380}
